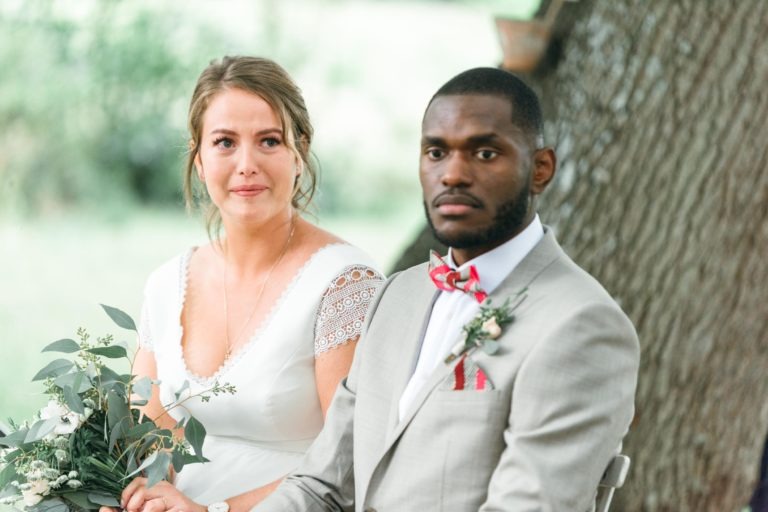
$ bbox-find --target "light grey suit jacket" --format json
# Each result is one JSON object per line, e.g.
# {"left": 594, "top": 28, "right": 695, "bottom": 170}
{"left": 255, "top": 229, "right": 640, "bottom": 511}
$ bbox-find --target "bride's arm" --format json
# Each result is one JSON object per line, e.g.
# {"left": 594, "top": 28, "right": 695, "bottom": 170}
{"left": 132, "top": 348, "right": 178, "bottom": 431}
{"left": 313, "top": 264, "right": 384, "bottom": 416}
{"left": 314, "top": 340, "right": 358, "bottom": 417}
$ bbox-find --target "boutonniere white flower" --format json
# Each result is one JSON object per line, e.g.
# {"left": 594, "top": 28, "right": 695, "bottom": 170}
{"left": 445, "top": 288, "right": 528, "bottom": 364}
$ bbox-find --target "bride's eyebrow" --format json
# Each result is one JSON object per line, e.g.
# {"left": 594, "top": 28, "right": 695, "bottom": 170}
{"left": 255, "top": 128, "right": 284, "bottom": 137}
{"left": 209, "top": 128, "right": 237, "bottom": 137}
{"left": 208, "top": 128, "right": 284, "bottom": 137}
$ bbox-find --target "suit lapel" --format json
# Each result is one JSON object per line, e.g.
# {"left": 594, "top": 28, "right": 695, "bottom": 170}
{"left": 385, "top": 351, "right": 461, "bottom": 445}
{"left": 383, "top": 270, "right": 441, "bottom": 435}
{"left": 380, "top": 229, "right": 563, "bottom": 448}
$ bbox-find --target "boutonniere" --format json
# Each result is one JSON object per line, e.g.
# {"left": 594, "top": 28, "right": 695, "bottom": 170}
{"left": 444, "top": 288, "right": 528, "bottom": 364}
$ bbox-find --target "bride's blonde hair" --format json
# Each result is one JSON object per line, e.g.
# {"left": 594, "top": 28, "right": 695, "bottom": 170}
{"left": 183, "top": 56, "right": 317, "bottom": 236}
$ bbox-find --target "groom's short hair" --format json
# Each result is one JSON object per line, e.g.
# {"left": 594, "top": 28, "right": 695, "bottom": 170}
{"left": 426, "top": 67, "right": 544, "bottom": 147}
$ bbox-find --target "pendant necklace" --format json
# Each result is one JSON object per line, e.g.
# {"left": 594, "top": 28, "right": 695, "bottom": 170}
{"left": 222, "top": 217, "right": 296, "bottom": 362}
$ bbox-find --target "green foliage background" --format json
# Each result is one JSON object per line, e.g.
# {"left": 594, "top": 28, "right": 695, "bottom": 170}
{"left": 0, "top": 0, "right": 538, "bottom": 423}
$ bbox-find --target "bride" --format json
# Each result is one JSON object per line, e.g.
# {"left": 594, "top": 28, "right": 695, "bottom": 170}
{"left": 111, "top": 56, "right": 383, "bottom": 512}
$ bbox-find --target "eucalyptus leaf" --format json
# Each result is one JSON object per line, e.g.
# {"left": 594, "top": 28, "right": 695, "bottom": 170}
{"left": 135, "top": 432, "right": 158, "bottom": 461}
{"left": 107, "top": 389, "right": 130, "bottom": 430}
{"left": 132, "top": 376, "right": 153, "bottom": 400}
{"left": 0, "top": 461, "right": 19, "bottom": 489}
{"left": 29, "top": 498, "right": 70, "bottom": 512}
{"left": 126, "top": 445, "right": 138, "bottom": 476}
{"left": 24, "top": 417, "right": 59, "bottom": 443}
{"left": 1, "top": 448, "right": 20, "bottom": 463}
{"left": 87, "top": 345, "right": 128, "bottom": 359}
{"left": 481, "top": 339, "right": 501, "bottom": 355}
{"left": 101, "top": 304, "right": 137, "bottom": 331}
{"left": 180, "top": 451, "right": 209, "bottom": 464}
{"left": 130, "top": 399, "right": 148, "bottom": 407}
{"left": 0, "top": 428, "right": 27, "bottom": 448}
{"left": 184, "top": 416, "right": 206, "bottom": 457}
{"left": 126, "top": 421, "right": 156, "bottom": 440}
{"left": 145, "top": 451, "right": 172, "bottom": 488}
{"left": 88, "top": 493, "right": 121, "bottom": 507}
{"left": 108, "top": 416, "right": 129, "bottom": 455}
{"left": 55, "top": 371, "right": 92, "bottom": 394}
{"left": 41, "top": 338, "right": 80, "bottom": 353}
{"left": 124, "top": 450, "right": 158, "bottom": 480}
{"left": 157, "top": 429, "right": 173, "bottom": 449}
{"left": 171, "top": 448, "right": 185, "bottom": 473}
{"left": 63, "top": 383, "right": 85, "bottom": 415}
{"left": 100, "top": 366, "right": 130, "bottom": 385}
{"left": 63, "top": 492, "right": 96, "bottom": 510}
{"left": 31, "top": 359, "right": 74, "bottom": 381}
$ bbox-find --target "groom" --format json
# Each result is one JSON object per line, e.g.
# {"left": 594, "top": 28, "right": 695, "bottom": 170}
{"left": 256, "top": 68, "right": 640, "bottom": 511}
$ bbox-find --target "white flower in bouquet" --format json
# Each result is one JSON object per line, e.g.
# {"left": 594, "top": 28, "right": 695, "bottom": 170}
{"left": 0, "top": 304, "right": 236, "bottom": 512}
{"left": 21, "top": 479, "right": 50, "bottom": 507}
{"left": 39, "top": 400, "right": 84, "bottom": 435}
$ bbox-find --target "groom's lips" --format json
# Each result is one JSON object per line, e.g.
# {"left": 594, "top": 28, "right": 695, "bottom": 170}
{"left": 433, "top": 192, "right": 482, "bottom": 216}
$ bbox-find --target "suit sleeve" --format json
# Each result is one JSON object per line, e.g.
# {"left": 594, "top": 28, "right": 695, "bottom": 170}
{"left": 480, "top": 301, "right": 640, "bottom": 512}
{"left": 254, "top": 274, "right": 399, "bottom": 512}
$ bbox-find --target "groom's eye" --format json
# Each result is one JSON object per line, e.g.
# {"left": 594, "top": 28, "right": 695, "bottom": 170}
{"left": 476, "top": 149, "right": 498, "bottom": 161}
{"left": 426, "top": 148, "right": 445, "bottom": 160}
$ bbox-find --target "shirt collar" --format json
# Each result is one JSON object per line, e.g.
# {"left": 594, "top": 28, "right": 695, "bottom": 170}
{"left": 447, "top": 214, "right": 544, "bottom": 295}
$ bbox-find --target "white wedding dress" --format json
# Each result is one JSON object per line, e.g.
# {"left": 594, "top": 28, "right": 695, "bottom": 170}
{"left": 137, "top": 243, "right": 383, "bottom": 504}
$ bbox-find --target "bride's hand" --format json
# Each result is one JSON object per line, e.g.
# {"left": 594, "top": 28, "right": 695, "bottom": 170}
{"left": 119, "top": 477, "right": 206, "bottom": 512}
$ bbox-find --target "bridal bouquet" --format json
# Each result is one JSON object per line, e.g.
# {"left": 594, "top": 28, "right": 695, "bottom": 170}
{"left": 0, "top": 305, "right": 234, "bottom": 512}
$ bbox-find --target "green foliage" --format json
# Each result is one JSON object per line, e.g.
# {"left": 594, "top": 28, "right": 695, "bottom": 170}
{"left": 445, "top": 289, "right": 528, "bottom": 363}
{"left": 0, "top": 1, "right": 225, "bottom": 215}
{"left": 0, "top": 306, "right": 236, "bottom": 511}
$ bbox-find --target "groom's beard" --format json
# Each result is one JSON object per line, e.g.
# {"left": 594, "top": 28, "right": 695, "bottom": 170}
{"left": 424, "top": 184, "right": 530, "bottom": 250}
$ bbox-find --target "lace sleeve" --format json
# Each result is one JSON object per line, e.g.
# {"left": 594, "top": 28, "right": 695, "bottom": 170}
{"left": 314, "top": 264, "right": 384, "bottom": 357}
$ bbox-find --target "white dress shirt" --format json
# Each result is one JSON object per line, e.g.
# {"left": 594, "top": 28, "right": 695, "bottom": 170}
{"left": 398, "top": 215, "right": 544, "bottom": 420}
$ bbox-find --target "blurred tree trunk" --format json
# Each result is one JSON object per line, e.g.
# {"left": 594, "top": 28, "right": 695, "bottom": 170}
{"left": 394, "top": 1, "right": 768, "bottom": 510}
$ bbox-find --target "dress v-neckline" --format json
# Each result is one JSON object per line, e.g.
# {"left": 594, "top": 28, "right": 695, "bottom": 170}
{"left": 175, "top": 243, "right": 349, "bottom": 386}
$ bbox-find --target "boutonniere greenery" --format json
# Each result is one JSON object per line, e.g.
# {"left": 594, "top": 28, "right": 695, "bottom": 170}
{"left": 444, "top": 288, "right": 528, "bottom": 364}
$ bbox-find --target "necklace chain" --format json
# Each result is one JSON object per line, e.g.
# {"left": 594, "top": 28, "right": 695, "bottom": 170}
{"left": 223, "top": 217, "right": 296, "bottom": 361}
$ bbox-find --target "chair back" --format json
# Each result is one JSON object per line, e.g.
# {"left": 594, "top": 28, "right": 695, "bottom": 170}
{"left": 595, "top": 454, "right": 631, "bottom": 512}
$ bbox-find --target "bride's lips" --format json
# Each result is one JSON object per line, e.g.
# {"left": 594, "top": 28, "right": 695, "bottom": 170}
{"left": 433, "top": 193, "right": 482, "bottom": 216}
{"left": 231, "top": 184, "right": 267, "bottom": 197}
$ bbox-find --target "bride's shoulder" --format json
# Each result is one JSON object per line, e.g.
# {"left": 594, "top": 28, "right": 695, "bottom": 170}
{"left": 296, "top": 220, "right": 345, "bottom": 248}
{"left": 296, "top": 221, "right": 378, "bottom": 269}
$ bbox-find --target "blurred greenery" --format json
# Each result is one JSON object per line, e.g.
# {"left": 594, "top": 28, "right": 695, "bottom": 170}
{"left": 0, "top": 0, "right": 539, "bottom": 423}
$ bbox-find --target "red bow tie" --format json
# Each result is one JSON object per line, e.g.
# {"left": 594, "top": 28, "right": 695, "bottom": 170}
{"left": 428, "top": 251, "right": 488, "bottom": 303}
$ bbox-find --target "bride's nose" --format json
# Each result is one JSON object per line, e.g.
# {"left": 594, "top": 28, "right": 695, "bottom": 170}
{"left": 237, "top": 147, "right": 261, "bottom": 175}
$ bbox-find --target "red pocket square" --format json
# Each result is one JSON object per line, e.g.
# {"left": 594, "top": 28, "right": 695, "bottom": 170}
{"left": 448, "top": 355, "right": 494, "bottom": 391}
